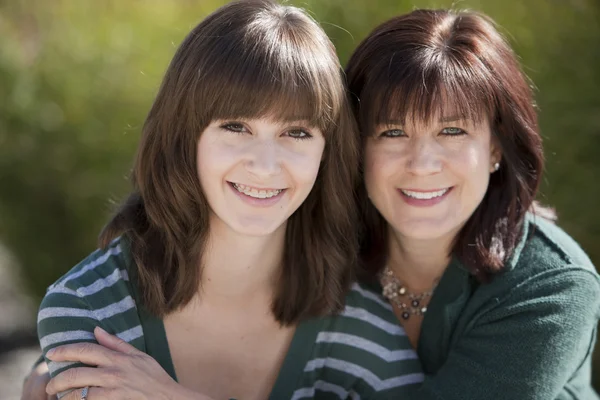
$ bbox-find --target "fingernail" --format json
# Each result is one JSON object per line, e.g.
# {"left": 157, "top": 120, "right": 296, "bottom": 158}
{"left": 46, "top": 348, "right": 55, "bottom": 358}
{"left": 95, "top": 326, "right": 107, "bottom": 334}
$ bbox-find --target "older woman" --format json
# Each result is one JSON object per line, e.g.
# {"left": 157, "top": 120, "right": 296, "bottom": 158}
{"left": 345, "top": 8, "right": 600, "bottom": 399}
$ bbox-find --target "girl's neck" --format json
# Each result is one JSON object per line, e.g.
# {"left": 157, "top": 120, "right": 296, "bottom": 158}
{"left": 198, "top": 215, "right": 286, "bottom": 311}
{"left": 386, "top": 227, "right": 454, "bottom": 292}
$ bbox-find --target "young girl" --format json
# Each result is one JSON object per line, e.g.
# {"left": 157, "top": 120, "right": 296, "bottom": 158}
{"left": 346, "top": 8, "right": 600, "bottom": 399}
{"left": 35, "top": 1, "right": 423, "bottom": 399}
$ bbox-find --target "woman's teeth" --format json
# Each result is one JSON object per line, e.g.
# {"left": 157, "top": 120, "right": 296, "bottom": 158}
{"left": 232, "top": 183, "right": 283, "bottom": 199}
{"left": 401, "top": 188, "right": 449, "bottom": 200}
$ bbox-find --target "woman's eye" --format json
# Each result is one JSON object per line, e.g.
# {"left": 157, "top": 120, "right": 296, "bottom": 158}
{"left": 221, "top": 123, "right": 247, "bottom": 133}
{"left": 379, "top": 129, "right": 406, "bottom": 138}
{"left": 441, "top": 127, "right": 466, "bottom": 136}
{"left": 287, "top": 129, "right": 312, "bottom": 140}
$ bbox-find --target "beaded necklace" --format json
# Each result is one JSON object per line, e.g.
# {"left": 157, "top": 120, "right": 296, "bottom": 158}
{"left": 380, "top": 266, "right": 439, "bottom": 320}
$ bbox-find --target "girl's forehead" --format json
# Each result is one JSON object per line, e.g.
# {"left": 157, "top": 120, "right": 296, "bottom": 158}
{"left": 211, "top": 115, "right": 316, "bottom": 126}
{"left": 208, "top": 108, "right": 321, "bottom": 127}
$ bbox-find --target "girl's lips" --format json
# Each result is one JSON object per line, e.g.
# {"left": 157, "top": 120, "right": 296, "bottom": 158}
{"left": 228, "top": 182, "right": 286, "bottom": 207}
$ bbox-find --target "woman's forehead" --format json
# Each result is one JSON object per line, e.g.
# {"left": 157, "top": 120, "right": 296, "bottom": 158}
{"left": 377, "top": 108, "right": 490, "bottom": 126}
{"left": 361, "top": 70, "right": 496, "bottom": 131}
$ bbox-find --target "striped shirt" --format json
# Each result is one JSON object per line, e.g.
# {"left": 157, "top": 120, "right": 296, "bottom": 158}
{"left": 38, "top": 238, "right": 423, "bottom": 399}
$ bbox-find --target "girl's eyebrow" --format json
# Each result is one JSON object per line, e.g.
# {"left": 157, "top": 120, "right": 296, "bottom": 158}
{"left": 281, "top": 116, "right": 312, "bottom": 122}
{"left": 379, "top": 119, "right": 403, "bottom": 126}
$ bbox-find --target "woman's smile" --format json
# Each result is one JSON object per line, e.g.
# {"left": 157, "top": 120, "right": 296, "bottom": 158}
{"left": 397, "top": 187, "right": 453, "bottom": 207}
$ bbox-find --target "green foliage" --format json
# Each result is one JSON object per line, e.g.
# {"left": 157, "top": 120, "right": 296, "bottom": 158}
{"left": 0, "top": 0, "right": 224, "bottom": 297}
{"left": 1, "top": 0, "right": 599, "bottom": 384}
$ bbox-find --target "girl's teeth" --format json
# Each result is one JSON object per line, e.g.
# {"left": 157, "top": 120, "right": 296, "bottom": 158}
{"left": 401, "top": 188, "right": 448, "bottom": 200}
{"left": 233, "top": 183, "right": 282, "bottom": 199}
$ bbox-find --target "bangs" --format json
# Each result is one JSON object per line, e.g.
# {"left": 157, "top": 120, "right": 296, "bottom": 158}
{"left": 360, "top": 51, "right": 498, "bottom": 133}
{"left": 192, "top": 17, "right": 343, "bottom": 134}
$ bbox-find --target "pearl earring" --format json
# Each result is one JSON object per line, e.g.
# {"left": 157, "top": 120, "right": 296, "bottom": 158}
{"left": 493, "top": 162, "right": 500, "bottom": 172}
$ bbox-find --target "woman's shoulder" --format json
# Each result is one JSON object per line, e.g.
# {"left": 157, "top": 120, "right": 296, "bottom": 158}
{"left": 510, "top": 215, "right": 598, "bottom": 282}
{"left": 523, "top": 214, "right": 594, "bottom": 270}
{"left": 476, "top": 214, "right": 600, "bottom": 318}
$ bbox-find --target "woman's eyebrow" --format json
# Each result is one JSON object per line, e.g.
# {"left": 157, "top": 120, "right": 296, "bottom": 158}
{"left": 438, "top": 115, "right": 465, "bottom": 123}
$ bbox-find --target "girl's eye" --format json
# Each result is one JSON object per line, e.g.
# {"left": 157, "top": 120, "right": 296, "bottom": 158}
{"left": 379, "top": 129, "right": 406, "bottom": 138}
{"left": 286, "top": 129, "right": 312, "bottom": 140}
{"left": 441, "top": 127, "right": 466, "bottom": 136}
{"left": 220, "top": 123, "right": 247, "bottom": 133}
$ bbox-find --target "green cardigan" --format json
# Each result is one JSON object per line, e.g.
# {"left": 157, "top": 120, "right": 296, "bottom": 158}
{"left": 407, "top": 215, "right": 600, "bottom": 399}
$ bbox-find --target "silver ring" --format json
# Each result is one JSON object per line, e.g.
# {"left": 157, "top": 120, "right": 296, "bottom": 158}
{"left": 81, "top": 386, "right": 89, "bottom": 400}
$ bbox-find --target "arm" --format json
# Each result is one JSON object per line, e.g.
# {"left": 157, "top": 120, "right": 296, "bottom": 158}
{"left": 38, "top": 283, "right": 215, "bottom": 399}
{"left": 411, "top": 269, "right": 600, "bottom": 400}
{"left": 21, "top": 360, "right": 55, "bottom": 400}
{"left": 45, "top": 327, "right": 215, "bottom": 400}
{"left": 37, "top": 284, "right": 104, "bottom": 397}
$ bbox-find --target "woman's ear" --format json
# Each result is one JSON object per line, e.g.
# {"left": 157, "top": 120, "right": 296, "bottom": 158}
{"left": 490, "top": 134, "right": 502, "bottom": 173}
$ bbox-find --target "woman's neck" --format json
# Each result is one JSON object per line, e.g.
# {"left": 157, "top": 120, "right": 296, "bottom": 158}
{"left": 386, "top": 226, "right": 454, "bottom": 292}
{"left": 198, "top": 215, "right": 286, "bottom": 311}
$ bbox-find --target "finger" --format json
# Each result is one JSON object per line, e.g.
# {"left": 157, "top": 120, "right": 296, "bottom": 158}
{"left": 45, "top": 342, "right": 117, "bottom": 366}
{"left": 59, "top": 388, "right": 83, "bottom": 400}
{"left": 34, "top": 361, "right": 50, "bottom": 374}
{"left": 46, "top": 367, "right": 111, "bottom": 395}
{"left": 20, "top": 377, "right": 47, "bottom": 400}
{"left": 21, "top": 363, "right": 52, "bottom": 400}
{"left": 94, "top": 326, "right": 141, "bottom": 356}
{"left": 61, "top": 386, "right": 110, "bottom": 400}
{"left": 62, "top": 386, "right": 115, "bottom": 400}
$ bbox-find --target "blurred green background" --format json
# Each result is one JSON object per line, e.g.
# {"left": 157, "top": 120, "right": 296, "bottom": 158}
{"left": 1, "top": 0, "right": 599, "bottom": 386}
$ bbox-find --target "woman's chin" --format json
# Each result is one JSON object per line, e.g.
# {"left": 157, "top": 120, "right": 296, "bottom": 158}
{"left": 391, "top": 217, "right": 460, "bottom": 241}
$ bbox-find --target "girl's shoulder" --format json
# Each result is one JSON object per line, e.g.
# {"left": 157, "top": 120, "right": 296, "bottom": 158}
{"left": 343, "top": 281, "right": 403, "bottom": 326}
{"left": 46, "top": 236, "right": 131, "bottom": 296}
{"left": 38, "top": 236, "right": 143, "bottom": 378}
{"left": 293, "top": 281, "right": 423, "bottom": 398}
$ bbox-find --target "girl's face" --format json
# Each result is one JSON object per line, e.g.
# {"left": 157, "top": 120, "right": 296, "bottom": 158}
{"left": 364, "top": 111, "right": 501, "bottom": 244}
{"left": 197, "top": 117, "right": 325, "bottom": 237}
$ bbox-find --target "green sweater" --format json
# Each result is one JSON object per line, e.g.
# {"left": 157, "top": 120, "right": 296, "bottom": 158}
{"left": 407, "top": 215, "right": 600, "bottom": 399}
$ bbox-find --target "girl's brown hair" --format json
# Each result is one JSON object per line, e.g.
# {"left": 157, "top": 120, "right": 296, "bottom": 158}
{"left": 345, "top": 9, "right": 551, "bottom": 281}
{"left": 99, "top": 0, "right": 359, "bottom": 324}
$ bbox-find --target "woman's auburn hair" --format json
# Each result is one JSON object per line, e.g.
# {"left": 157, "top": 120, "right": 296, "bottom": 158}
{"left": 345, "top": 9, "right": 554, "bottom": 282}
{"left": 98, "top": 0, "right": 360, "bottom": 324}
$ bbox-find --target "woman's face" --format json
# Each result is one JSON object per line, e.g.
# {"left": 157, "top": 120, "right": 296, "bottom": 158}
{"left": 364, "top": 111, "right": 501, "bottom": 243}
{"left": 197, "top": 117, "right": 325, "bottom": 237}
